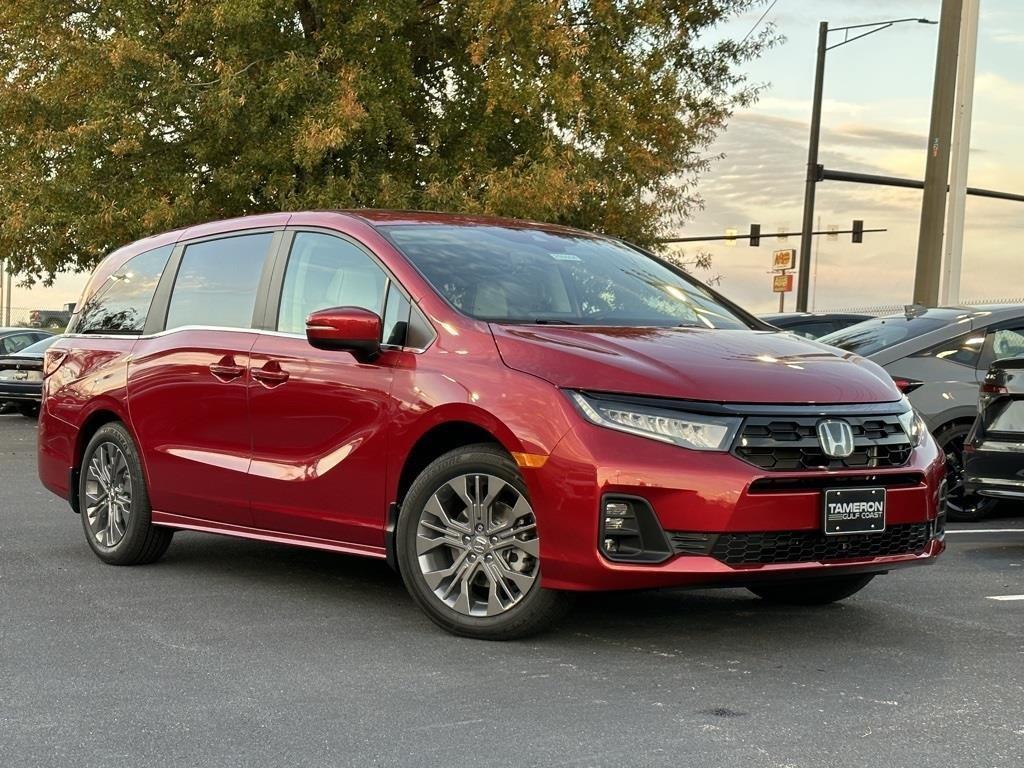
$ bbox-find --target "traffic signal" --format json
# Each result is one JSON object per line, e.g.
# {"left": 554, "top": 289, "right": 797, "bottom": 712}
{"left": 749, "top": 223, "right": 761, "bottom": 247}
{"left": 851, "top": 219, "right": 864, "bottom": 244}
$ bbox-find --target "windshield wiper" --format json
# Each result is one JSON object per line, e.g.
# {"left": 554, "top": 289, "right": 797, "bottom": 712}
{"left": 531, "top": 319, "right": 580, "bottom": 325}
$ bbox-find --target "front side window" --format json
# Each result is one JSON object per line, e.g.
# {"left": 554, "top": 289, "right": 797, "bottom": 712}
{"left": 382, "top": 225, "right": 751, "bottom": 329}
{"left": 72, "top": 245, "right": 173, "bottom": 334}
{"left": 990, "top": 327, "right": 1024, "bottom": 362}
{"left": 277, "top": 233, "right": 387, "bottom": 334}
{"left": 165, "top": 233, "right": 273, "bottom": 330}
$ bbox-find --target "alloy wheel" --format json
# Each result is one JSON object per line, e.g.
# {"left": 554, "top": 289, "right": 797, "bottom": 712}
{"left": 84, "top": 442, "right": 133, "bottom": 547}
{"left": 415, "top": 473, "right": 539, "bottom": 617}
{"left": 941, "top": 431, "right": 994, "bottom": 519}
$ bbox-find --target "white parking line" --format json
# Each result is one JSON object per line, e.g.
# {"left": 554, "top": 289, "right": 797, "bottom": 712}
{"left": 945, "top": 528, "right": 1024, "bottom": 534}
{"left": 986, "top": 595, "right": 1024, "bottom": 601}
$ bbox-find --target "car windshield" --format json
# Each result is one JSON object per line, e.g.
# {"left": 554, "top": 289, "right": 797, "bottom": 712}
{"left": 819, "top": 310, "right": 966, "bottom": 356}
{"left": 382, "top": 224, "right": 753, "bottom": 329}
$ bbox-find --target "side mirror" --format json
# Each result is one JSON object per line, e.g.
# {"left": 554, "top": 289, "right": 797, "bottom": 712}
{"left": 305, "top": 306, "right": 382, "bottom": 360}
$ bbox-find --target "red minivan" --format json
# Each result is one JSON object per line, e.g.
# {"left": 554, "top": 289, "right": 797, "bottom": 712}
{"left": 38, "top": 211, "right": 946, "bottom": 638}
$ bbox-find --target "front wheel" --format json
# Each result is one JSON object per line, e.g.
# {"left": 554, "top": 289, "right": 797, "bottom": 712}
{"left": 938, "top": 422, "right": 997, "bottom": 522}
{"left": 79, "top": 422, "right": 173, "bottom": 565}
{"left": 748, "top": 574, "right": 875, "bottom": 605}
{"left": 396, "top": 444, "right": 569, "bottom": 640}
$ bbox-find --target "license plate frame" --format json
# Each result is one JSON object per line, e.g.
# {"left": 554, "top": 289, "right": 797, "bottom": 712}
{"left": 823, "top": 487, "right": 886, "bottom": 536}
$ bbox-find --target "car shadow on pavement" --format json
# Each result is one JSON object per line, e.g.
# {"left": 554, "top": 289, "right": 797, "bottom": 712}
{"left": 146, "top": 531, "right": 942, "bottom": 651}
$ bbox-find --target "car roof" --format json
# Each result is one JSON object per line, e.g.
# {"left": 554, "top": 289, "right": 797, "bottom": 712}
{"left": 0, "top": 328, "right": 45, "bottom": 335}
{"left": 341, "top": 209, "right": 596, "bottom": 236}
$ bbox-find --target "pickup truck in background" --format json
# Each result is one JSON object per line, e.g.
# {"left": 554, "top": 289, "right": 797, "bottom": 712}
{"left": 29, "top": 303, "right": 76, "bottom": 330}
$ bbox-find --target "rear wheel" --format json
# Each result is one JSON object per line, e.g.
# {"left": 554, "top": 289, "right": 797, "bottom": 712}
{"left": 937, "top": 422, "right": 997, "bottom": 522}
{"left": 17, "top": 403, "right": 39, "bottom": 418}
{"left": 45, "top": 318, "right": 64, "bottom": 330}
{"left": 396, "top": 444, "right": 569, "bottom": 640}
{"left": 748, "top": 574, "right": 875, "bottom": 605}
{"left": 79, "top": 422, "right": 173, "bottom": 565}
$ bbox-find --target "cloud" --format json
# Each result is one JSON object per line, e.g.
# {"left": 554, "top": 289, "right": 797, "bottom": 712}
{"left": 992, "top": 32, "right": 1024, "bottom": 44}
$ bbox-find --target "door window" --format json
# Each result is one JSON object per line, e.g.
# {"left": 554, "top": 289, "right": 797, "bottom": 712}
{"left": 165, "top": 233, "right": 273, "bottom": 330}
{"left": 72, "top": 244, "right": 173, "bottom": 334}
{"left": 990, "top": 327, "right": 1024, "bottom": 362}
{"left": 277, "top": 233, "right": 387, "bottom": 334}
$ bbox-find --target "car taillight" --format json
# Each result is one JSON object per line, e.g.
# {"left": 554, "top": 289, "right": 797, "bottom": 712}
{"left": 892, "top": 377, "right": 923, "bottom": 394}
{"left": 43, "top": 349, "right": 69, "bottom": 377}
{"left": 979, "top": 381, "right": 1008, "bottom": 396}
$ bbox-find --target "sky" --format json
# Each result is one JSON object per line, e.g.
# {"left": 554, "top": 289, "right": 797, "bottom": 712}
{"left": 6, "top": 0, "right": 1024, "bottom": 317}
{"left": 672, "top": 0, "right": 1024, "bottom": 313}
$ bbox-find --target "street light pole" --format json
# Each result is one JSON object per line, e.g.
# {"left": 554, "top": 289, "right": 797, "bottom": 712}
{"left": 796, "top": 21, "right": 828, "bottom": 312}
{"left": 796, "top": 17, "right": 938, "bottom": 312}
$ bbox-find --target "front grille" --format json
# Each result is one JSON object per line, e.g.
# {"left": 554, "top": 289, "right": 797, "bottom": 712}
{"left": 748, "top": 472, "right": 925, "bottom": 494}
{"left": 734, "top": 414, "right": 912, "bottom": 471}
{"left": 670, "top": 523, "right": 931, "bottom": 565}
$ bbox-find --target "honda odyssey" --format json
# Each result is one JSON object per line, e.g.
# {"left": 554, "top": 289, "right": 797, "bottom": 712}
{"left": 38, "top": 211, "right": 946, "bottom": 639}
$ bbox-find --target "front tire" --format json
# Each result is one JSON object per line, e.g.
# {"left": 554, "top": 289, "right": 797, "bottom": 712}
{"left": 79, "top": 422, "right": 173, "bottom": 565}
{"left": 748, "top": 574, "right": 875, "bottom": 605}
{"left": 937, "top": 422, "right": 997, "bottom": 522}
{"left": 17, "top": 402, "right": 39, "bottom": 418}
{"left": 396, "top": 444, "right": 569, "bottom": 640}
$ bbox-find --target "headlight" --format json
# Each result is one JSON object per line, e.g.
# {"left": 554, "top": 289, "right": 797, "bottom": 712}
{"left": 569, "top": 391, "right": 741, "bottom": 451}
{"left": 896, "top": 399, "right": 927, "bottom": 446}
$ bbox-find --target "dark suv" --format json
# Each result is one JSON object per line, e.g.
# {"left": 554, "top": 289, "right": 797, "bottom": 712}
{"left": 38, "top": 211, "right": 945, "bottom": 639}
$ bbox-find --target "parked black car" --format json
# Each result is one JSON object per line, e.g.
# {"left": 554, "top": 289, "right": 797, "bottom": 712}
{"left": 0, "top": 335, "right": 60, "bottom": 417}
{"left": 965, "top": 358, "right": 1024, "bottom": 503}
{"left": 0, "top": 327, "right": 53, "bottom": 355}
{"left": 760, "top": 312, "right": 872, "bottom": 339}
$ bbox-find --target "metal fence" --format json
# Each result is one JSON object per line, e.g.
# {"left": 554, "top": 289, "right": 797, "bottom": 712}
{"left": 0, "top": 308, "right": 36, "bottom": 328}
{"left": 820, "top": 297, "right": 1024, "bottom": 316}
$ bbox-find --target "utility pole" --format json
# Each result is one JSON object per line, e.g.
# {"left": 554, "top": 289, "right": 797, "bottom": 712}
{"left": 913, "top": 0, "right": 963, "bottom": 306}
{"left": 4, "top": 260, "right": 11, "bottom": 326}
{"left": 796, "top": 21, "right": 829, "bottom": 313}
{"left": 940, "top": 0, "right": 979, "bottom": 306}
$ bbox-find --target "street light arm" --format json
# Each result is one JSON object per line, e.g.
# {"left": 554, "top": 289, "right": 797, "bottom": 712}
{"left": 827, "top": 18, "right": 937, "bottom": 51}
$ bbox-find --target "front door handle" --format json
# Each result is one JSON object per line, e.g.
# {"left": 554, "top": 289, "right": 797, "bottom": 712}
{"left": 251, "top": 362, "right": 290, "bottom": 387}
{"left": 209, "top": 358, "right": 244, "bottom": 381}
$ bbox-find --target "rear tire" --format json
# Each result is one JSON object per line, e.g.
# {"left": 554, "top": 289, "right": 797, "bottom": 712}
{"left": 748, "top": 574, "right": 875, "bottom": 605}
{"left": 79, "top": 422, "right": 173, "bottom": 565}
{"left": 396, "top": 444, "right": 570, "bottom": 640}
{"left": 937, "top": 422, "right": 997, "bottom": 522}
{"left": 17, "top": 403, "right": 39, "bottom": 418}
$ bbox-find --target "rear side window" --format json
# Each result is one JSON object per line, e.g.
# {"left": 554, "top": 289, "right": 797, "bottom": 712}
{"left": 912, "top": 331, "right": 985, "bottom": 367}
{"left": 277, "top": 232, "right": 387, "bottom": 334}
{"left": 2, "top": 334, "right": 36, "bottom": 354}
{"left": 165, "top": 233, "right": 273, "bottom": 330}
{"left": 72, "top": 245, "right": 173, "bottom": 334}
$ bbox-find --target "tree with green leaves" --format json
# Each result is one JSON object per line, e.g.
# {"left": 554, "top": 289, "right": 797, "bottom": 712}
{"left": 0, "top": 1, "right": 773, "bottom": 283}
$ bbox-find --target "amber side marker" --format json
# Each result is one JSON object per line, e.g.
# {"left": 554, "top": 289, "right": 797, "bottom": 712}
{"left": 511, "top": 452, "right": 548, "bottom": 469}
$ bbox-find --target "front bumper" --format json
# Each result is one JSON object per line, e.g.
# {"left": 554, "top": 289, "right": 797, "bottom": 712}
{"left": 531, "top": 420, "right": 946, "bottom": 592}
{"left": 0, "top": 383, "right": 42, "bottom": 402}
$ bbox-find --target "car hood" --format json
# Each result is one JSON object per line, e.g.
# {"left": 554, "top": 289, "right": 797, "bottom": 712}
{"left": 491, "top": 325, "right": 902, "bottom": 404}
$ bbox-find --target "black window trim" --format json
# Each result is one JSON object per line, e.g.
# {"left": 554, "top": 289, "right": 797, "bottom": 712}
{"left": 262, "top": 226, "right": 435, "bottom": 352}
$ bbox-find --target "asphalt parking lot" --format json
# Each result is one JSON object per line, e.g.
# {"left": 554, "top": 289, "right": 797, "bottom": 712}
{"left": 2, "top": 415, "right": 1022, "bottom": 768}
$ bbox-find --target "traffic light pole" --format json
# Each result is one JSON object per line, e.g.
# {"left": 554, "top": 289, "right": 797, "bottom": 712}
{"left": 796, "top": 21, "right": 828, "bottom": 313}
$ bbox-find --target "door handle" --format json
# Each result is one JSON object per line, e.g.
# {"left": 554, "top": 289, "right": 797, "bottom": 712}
{"left": 209, "top": 360, "right": 244, "bottom": 381}
{"left": 251, "top": 363, "right": 290, "bottom": 387}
